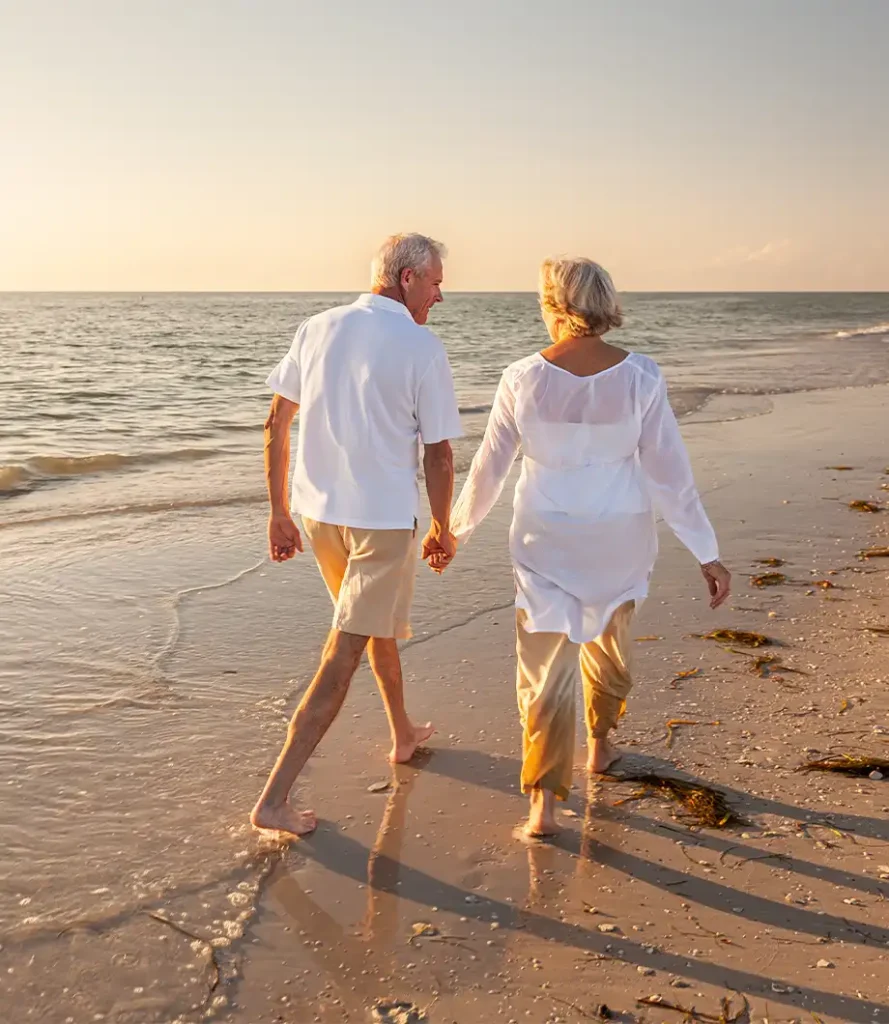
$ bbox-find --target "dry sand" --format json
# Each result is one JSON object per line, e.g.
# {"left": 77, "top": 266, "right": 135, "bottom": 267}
{"left": 225, "top": 386, "right": 889, "bottom": 1024}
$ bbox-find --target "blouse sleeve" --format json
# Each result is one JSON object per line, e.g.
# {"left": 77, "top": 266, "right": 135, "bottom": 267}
{"left": 451, "top": 373, "right": 521, "bottom": 542}
{"left": 638, "top": 371, "right": 719, "bottom": 564}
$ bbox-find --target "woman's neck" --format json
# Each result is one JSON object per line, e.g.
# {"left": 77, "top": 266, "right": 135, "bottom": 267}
{"left": 541, "top": 334, "right": 628, "bottom": 376}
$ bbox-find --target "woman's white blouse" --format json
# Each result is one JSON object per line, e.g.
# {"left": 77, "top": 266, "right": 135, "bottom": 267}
{"left": 451, "top": 352, "right": 719, "bottom": 643}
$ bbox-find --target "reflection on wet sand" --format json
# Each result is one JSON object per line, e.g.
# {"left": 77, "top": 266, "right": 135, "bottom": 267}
{"left": 266, "top": 764, "right": 421, "bottom": 1015}
{"left": 263, "top": 745, "right": 889, "bottom": 1024}
{"left": 360, "top": 766, "right": 418, "bottom": 950}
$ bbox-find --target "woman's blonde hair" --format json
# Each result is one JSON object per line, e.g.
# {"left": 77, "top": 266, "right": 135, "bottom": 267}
{"left": 538, "top": 257, "right": 623, "bottom": 339}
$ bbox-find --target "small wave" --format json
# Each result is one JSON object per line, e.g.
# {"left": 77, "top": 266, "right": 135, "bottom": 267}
{"left": 0, "top": 448, "right": 224, "bottom": 494}
{"left": 835, "top": 322, "right": 889, "bottom": 340}
{"left": 0, "top": 493, "right": 266, "bottom": 530}
{"left": 0, "top": 466, "right": 31, "bottom": 493}
{"left": 458, "top": 403, "right": 493, "bottom": 415}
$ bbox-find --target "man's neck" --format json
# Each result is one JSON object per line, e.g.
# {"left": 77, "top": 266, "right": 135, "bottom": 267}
{"left": 371, "top": 286, "right": 406, "bottom": 306}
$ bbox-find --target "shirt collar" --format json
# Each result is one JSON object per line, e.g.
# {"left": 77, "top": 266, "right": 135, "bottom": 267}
{"left": 354, "top": 292, "right": 416, "bottom": 321}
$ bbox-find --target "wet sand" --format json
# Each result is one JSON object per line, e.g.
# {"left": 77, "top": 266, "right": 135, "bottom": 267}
{"left": 228, "top": 386, "right": 889, "bottom": 1024}
{"left": 3, "top": 385, "right": 889, "bottom": 1023}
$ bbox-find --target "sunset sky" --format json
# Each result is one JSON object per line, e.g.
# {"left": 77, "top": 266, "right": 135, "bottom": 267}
{"left": 2, "top": 0, "right": 887, "bottom": 292}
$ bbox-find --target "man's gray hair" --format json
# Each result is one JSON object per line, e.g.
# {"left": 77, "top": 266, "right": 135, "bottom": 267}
{"left": 370, "top": 233, "right": 447, "bottom": 289}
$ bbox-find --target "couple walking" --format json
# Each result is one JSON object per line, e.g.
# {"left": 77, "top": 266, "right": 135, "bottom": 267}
{"left": 251, "top": 233, "right": 730, "bottom": 840}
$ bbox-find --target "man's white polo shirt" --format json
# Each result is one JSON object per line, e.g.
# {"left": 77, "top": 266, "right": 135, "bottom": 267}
{"left": 266, "top": 293, "right": 464, "bottom": 530}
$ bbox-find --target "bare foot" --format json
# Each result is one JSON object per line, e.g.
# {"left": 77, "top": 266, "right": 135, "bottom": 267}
{"left": 587, "top": 736, "right": 622, "bottom": 775}
{"left": 250, "top": 801, "right": 317, "bottom": 837}
{"left": 523, "top": 788, "right": 559, "bottom": 838}
{"left": 390, "top": 721, "right": 435, "bottom": 764}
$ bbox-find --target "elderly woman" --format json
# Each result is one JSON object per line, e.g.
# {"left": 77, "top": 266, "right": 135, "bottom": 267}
{"left": 446, "top": 258, "right": 731, "bottom": 838}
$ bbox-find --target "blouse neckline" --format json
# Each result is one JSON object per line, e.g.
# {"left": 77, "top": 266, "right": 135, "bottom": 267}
{"left": 535, "top": 351, "right": 635, "bottom": 380}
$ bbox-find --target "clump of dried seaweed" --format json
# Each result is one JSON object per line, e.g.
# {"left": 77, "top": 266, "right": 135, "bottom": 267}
{"left": 824, "top": 465, "right": 855, "bottom": 471}
{"left": 637, "top": 993, "right": 749, "bottom": 1022}
{"left": 797, "top": 754, "right": 889, "bottom": 777}
{"left": 753, "top": 556, "right": 785, "bottom": 567}
{"left": 694, "top": 628, "right": 774, "bottom": 648}
{"left": 858, "top": 547, "right": 889, "bottom": 559}
{"left": 849, "top": 499, "right": 881, "bottom": 513}
{"left": 612, "top": 773, "right": 740, "bottom": 828}
{"left": 751, "top": 571, "right": 786, "bottom": 587}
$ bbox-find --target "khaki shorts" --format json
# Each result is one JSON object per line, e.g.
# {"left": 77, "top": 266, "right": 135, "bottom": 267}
{"left": 302, "top": 518, "right": 417, "bottom": 640}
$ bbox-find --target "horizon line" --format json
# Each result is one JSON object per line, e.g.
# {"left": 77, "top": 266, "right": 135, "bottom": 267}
{"left": 2, "top": 288, "right": 888, "bottom": 296}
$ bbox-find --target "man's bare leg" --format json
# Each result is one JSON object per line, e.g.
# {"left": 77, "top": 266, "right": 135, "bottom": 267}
{"left": 251, "top": 630, "right": 368, "bottom": 836}
{"left": 367, "top": 638, "right": 434, "bottom": 763}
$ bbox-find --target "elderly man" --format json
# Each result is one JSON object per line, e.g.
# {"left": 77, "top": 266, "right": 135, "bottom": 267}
{"left": 251, "top": 233, "right": 461, "bottom": 836}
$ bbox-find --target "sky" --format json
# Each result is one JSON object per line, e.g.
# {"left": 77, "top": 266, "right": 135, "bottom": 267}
{"left": 1, "top": 0, "right": 887, "bottom": 292}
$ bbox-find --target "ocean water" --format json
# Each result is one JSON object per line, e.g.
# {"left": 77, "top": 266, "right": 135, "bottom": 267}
{"left": 1, "top": 292, "right": 888, "bottom": 1021}
{"left": 1, "top": 292, "right": 888, "bottom": 526}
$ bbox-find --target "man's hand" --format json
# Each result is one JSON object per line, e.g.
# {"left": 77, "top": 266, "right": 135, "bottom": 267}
{"left": 701, "top": 560, "right": 731, "bottom": 609}
{"left": 421, "top": 524, "right": 457, "bottom": 574}
{"left": 269, "top": 511, "right": 303, "bottom": 562}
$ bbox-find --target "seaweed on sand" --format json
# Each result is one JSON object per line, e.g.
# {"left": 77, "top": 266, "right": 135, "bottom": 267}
{"left": 751, "top": 572, "right": 787, "bottom": 587}
{"left": 849, "top": 499, "right": 881, "bottom": 513}
{"left": 612, "top": 772, "right": 740, "bottom": 828}
{"left": 753, "top": 556, "right": 785, "bottom": 566}
{"left": 694, "top": 629, "right": 774, "bottom": 648}
{"left": 636, "top": 993, "right": 750, "bottom": 1022}
{"left": 858, "top": 547, "right": 889, "bottom": 559}
{"left": 749, "top": 653, "right": 808, "bottom": 678}
{"left": 670, "top": 667, "right": 702, "bottom": 688}
{"left": 665, "top": 718, "right": 720, "bottom": 747}
{"left": 797, "top": 754, "right": 889, "bottom": 776}
{"left": 144, "top": 912, "right": 221, "bottom": 1001}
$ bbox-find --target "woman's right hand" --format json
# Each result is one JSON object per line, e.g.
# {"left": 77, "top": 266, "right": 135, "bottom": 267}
{"left": 700, "top": 560, "right": 731, "bottom": 609}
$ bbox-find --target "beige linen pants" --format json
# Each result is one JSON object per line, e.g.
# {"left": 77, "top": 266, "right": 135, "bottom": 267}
{"left": 515, "top": 601, "right": 635, "bottom": 800}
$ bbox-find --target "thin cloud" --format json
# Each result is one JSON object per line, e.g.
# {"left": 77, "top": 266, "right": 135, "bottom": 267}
{"left": 713, "top": 239, "right": 792, "bottom": 266}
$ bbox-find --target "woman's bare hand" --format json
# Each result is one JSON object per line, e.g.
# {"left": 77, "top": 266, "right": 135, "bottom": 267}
{"left": 701, "top": 560, "right": 731, "bottom": 609}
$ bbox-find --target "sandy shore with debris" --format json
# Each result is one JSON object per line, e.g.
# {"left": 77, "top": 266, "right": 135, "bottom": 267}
{"left": 4, "top": 384, "right": 887, "bottom": 1024}
{"left": 225, "top": 385, "right": 889, "bottom": 1024}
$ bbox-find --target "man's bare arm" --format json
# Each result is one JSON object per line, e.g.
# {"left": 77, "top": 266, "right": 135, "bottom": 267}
{"left": 265, "top": 394, "right": 303, "bottom": 561}
{"left": 421, "top": 440, "right": 456, "bottom": 566}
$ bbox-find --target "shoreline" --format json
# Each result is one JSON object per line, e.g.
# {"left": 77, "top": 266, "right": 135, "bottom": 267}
{"left": 2, "top": 385, "right": 888, "bottom": 1024}
{"left": 3, "top": 373, "right": 889, "bottom": 524}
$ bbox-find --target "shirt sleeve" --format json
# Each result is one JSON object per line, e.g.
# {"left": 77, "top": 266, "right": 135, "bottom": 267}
{"left": 416, "top": 352, "right": 464, "bottom": 444}
{"left": 265, "top": 323, "right": 306, "bottom": 404}
{"left": 638, "top": 370, "right": 720, "bottom": 564}
{"left": 451, "top": 372, "right": 521, "bottom": 542}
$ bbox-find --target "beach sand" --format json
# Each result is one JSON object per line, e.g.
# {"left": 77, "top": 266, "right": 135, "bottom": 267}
{"left": 4, "top": 384, "right": 889, "bottom": 1024}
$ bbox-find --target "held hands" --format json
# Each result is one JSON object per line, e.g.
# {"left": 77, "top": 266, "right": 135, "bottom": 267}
{"left": 268, "top": 511, "right": 303, "bottom": 562}
{"left": 701, "top": 560, "right": 731, "bottom": 609}
{"left": 422, "top": 522, "right": 458, "bottom": 575}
